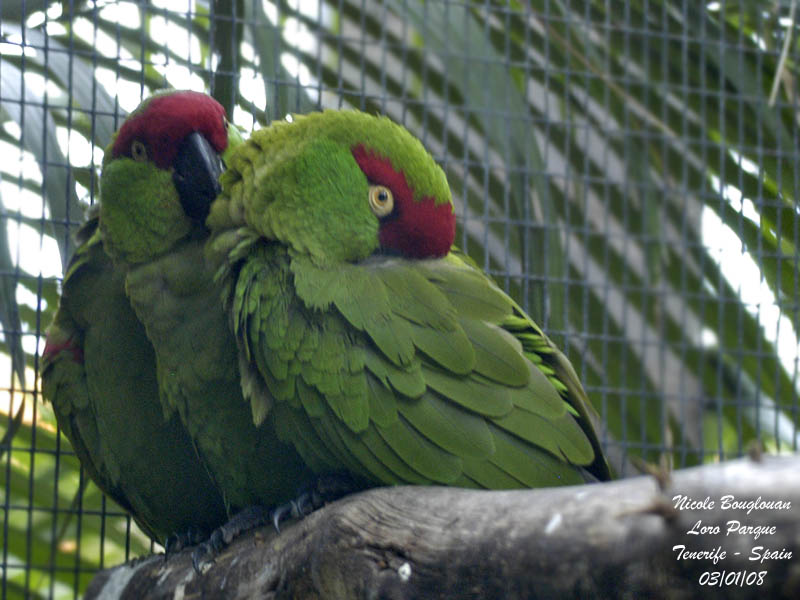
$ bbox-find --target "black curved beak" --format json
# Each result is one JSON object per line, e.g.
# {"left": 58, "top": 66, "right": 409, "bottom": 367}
{"left": 172, "top": 132, "right": 223, "bottom": 224}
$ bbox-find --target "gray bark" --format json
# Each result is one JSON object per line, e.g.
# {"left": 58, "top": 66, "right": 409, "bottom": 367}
{"left": 86, "top": 454, "right": 800, "bottom": 599}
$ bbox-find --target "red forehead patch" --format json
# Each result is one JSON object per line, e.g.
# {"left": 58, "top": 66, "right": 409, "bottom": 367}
{"left": 112, "top": 91, "right": 228, "bottom": 169}
{"left": 352, "top": 144, "right": 454, "bottom": 259}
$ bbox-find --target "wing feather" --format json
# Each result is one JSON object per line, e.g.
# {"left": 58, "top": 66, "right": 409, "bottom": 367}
{"left": 231, "top": 243, "right": 610, "bottom": 488}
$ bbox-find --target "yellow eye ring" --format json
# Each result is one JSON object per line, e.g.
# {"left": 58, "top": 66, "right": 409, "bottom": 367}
{"left": 131, "top": 140, "right": 148, "bottom": 162}
{"left": 368, "top": 185, "right": 394, "bottom": 217}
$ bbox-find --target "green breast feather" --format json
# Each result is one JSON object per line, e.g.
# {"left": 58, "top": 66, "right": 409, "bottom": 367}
{"left": 42, "top": 211, "right": 228, "bottom": 542}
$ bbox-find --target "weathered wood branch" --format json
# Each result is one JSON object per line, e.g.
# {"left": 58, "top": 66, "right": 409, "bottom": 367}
{"left": 86, "top": 455, "right": 800, "bottom": 599}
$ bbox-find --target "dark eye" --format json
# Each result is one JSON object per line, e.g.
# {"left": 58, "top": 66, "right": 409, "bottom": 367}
{"left": 131, "top": 140, "right": 148, "bottom": 162}
{"left": 369, "top": 185, "right": 394, "bottom": 217}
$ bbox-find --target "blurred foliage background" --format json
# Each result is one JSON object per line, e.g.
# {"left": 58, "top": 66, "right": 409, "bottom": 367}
{"left": 1, "top": 0, "right": 799, "bottom": 597}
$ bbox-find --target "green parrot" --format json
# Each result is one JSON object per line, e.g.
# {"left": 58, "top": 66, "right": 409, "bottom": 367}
{"left": 203, "top": 110, "right": 613, "bottom": 495}
{"left": 95, "top": 90, "right": 314, "bottom": 527}
{"left": 42, "top": 212, "right": 229, "bottom": 545}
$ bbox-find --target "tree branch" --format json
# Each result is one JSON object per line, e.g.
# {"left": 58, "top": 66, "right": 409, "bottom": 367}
{"left": 86, "top": 454, "right": 800, "bottom": 599}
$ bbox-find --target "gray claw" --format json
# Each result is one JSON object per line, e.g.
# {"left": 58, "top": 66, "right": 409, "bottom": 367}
{"left": 270, "top": 500, "right": 300, "bottom": 532}
{"left": 190, "top": 505, "right": 269, "bottom": 573}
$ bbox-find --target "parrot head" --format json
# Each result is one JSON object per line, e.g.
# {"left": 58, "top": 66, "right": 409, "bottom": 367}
{"left": 213, "top": 110, "right": 455, "bottom": 264}
{"left": 100, "top": 90, "right": 243, "bottom": 263}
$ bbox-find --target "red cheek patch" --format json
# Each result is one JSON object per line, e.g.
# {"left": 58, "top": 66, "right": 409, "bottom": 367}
{"left": 352, "top": 144, "right": 454, "bottom": 259}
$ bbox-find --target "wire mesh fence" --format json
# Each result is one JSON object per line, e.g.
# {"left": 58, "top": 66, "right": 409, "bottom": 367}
{"left": 1, "top": 0, "right": 799, "bottom": 597}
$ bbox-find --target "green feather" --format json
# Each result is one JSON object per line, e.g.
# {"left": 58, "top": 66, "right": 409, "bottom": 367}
{"left": 365, "top": 372, "right": 398, "bottom": 428}
{"left": 421, "top": 365, "right": 514, "bottom": 418}
{"left": 375, "top": 416, "right": 463, "bottom": 483}
{"left": 397, "top": 391, "right": 495, "bottom": 459}
{"left": 364, "top": 347, "right": 426, "bottom": 398}
{"left": 297, "top": 376, "right": 326, "bottom": 418}
{"left": 508, "top": 363, "right": 569, "bottom": 420}
{"left": 460, "top": 318, "right": 530, "bottom": 386}
{"left": 492, "top": 408, "right": 595, "bottom": 466}
{"left": 322, "top": 408, "right": 405, "bottom": 484}
{"left": 290, "top": 256, "right": 343, "bottom": 311}
{"left": 488, "top": 428, "right": 586, "bottom": 487}
{"left": 273, "top": 402, "right": 334, "bottom": 474}
{"left": 330, "top": 266, "right": 390, "bottom": 331}
{"left": 326, "top": 387, "right": 370, "bottom": 434}
{"left": 302, "top": 403, "right": 366, "bottom": 476}
{"left": 293, "top": 257, "right": 416, "bottom": 367}
{"left": 375, "top": 261, "right": 457, "bottom": 330}
{"left": 361, "top": 316, "right": 416, "bottom": 368}
{"left": 359, "top": 427, "right": 434, "bottom": 484}
{"left": 409, "top": 321, "right": 474, "bottom": 374}
{"left": 461, "top": 456, "right": 525, "bottom": 489}
{"left": 418, "top": 257, "right": 513, "bottom": 322}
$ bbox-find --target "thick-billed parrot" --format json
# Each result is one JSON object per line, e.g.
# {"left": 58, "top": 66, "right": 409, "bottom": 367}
{"left": 41, "top": 90, "right": 244, "bottom": 544}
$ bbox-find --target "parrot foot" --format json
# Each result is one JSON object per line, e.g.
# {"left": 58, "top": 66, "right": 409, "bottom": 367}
{"left": 190, "top": 473, "right": 363, "bottom": 574}
{"left": 191, "top": 505, "right": 270, "bottom": 574}
{"left": 271, "top": 471, "right": 363, "bottom": 532}
{"left": 164, "top": 526, "right": 206, "bottom": 558}
{"left": 270, "top": 493, "right": 314, "bottom": 531}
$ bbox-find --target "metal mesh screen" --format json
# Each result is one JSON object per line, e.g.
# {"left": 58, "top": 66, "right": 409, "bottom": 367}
{"left": 1, "top": 1, "right": 798, "bottom": 597}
